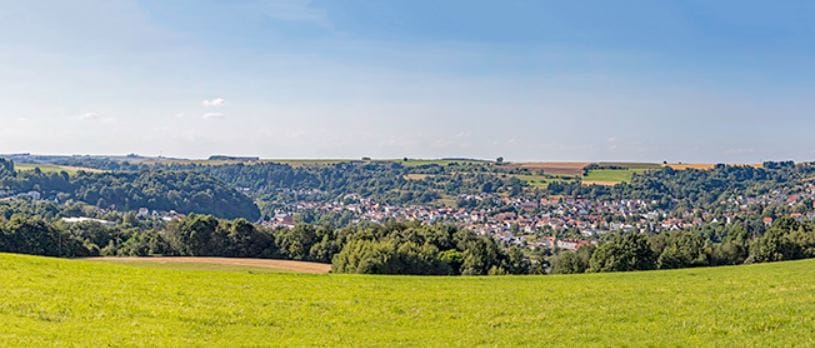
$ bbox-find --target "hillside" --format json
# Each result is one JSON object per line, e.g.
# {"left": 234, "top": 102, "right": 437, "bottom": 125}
{"left": 1, "top": 253, "right": 814, "bottom": 346}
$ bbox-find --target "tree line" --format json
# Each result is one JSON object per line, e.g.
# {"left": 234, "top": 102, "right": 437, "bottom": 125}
{"left": 3, "top": 207, "right": 815, "bottom": 275}
{"left": 0, "top": 211, "right": 535, "bottom": 275}
{"left": 549, "top": 217, "right": 815, "bottom": 274}
{"left": 0, "top": 159, "right": 259, "bottom": 220}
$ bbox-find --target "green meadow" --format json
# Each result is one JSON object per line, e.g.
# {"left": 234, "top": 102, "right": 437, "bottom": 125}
{"left": 1, "top": 253, "right": 814, "bottom": 346}
{"left": 583, "top": 168, "right": 649, "bottom": 184}
{"left": 511, "top": 173, "right": 577, "bottom": 188}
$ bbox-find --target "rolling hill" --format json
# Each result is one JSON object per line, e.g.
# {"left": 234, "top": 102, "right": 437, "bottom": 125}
{"left": 1, "top": 253, "right": 814, "bottom": 346}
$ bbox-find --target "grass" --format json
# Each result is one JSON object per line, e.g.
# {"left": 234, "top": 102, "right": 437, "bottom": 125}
{"left": 13, "top": 163, "right": 103, "bottom": 175}
{"left": 583, "top": 168, "right": 649, "bottom": 185}
{"left": 97, "top": 260, "right": 293, "bottom": 274}
{"left": 2, "top": 253, "right": 815, "bottom": 346}
{"left": 510, "top": 174, "right": 577, "bottom": 188}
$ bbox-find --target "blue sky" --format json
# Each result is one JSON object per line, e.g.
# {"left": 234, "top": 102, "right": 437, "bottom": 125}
{"left": 1, "top": 0, "right": 813, "bottom": 162}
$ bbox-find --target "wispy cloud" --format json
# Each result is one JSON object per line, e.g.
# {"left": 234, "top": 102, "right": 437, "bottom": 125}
{"left": 202, "top": 112, "right": 224, "bottom": 119}
{"left": 202, "top": 97, "right": 225, "bottom": 107}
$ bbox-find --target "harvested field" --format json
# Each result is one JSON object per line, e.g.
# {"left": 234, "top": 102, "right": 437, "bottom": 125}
{"left": 582, "top": 180, "right": 618, "bottom": 186}
{"left": 14, "top": 163, "right": 104, "bottom": 175}
{"left": 596, "top": 162, "right": 662, "bottom": 170}
{"left": 89, "top": 257, "right": 331, "bottom": 274}
{"left": 664, "top": 163, "right": 716, "bottom": 170}
{"left": 403, "top": 173, "right": 432, "bottom": 181}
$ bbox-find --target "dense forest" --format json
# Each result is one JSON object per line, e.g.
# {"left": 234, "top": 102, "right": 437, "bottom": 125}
{"left": 551, "top": 162, "right": 810, "bottom": 211}
{"left": 0, "top": 159, "right": 259, "bottom": 220}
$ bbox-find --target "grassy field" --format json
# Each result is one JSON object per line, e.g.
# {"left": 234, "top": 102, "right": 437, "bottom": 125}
{"left": 583, "top": 168, "right": 649, "bottom": 185}
{"left": 506, "top": 162, "right": 589, "bottom": 176}
{"left": 13, "top": 163, "right": 103, "bottom": 175}
{"left": 2, "top": 253, "right": 815, "bottom": 346}
{"left": 510, "top": 173, "right": 577, "bottom": 188}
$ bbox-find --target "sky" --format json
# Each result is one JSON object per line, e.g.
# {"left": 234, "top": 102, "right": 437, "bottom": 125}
{"left": 0, "top": 0, "right": 813, "bottom": 162}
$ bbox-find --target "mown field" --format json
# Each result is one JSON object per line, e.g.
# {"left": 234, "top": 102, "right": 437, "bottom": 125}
{"left": 1, "top": 253, "right": 814, "bottom": 346}
{"left": 583, "top": 168, "right": 649, "bottom": 185}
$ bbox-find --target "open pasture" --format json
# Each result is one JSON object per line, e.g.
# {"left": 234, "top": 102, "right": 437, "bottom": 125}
{"left": 2, "top": 253, "right": 815, "bottom": 346}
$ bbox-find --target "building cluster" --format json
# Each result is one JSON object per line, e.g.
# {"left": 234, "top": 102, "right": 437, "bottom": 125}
{"left": 264, "top": 183, "right": 815, "bottom": 251}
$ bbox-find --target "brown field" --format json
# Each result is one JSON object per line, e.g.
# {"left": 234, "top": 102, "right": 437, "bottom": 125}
{"left": 404, "top": 173, "right": 432, "bottom": 181}
{"left": 507, "top": 162, "right": 589, "bottom": 176}
{"left": 88, "top": 257, "right": 331, "bottom": 274}
{"left": 664, "top": 163, "right": 716, "bottom": 170}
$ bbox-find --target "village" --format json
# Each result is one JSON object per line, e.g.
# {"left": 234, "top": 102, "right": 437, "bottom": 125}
{"left": 264, "top": 181, "right": 815, "bottom": 252}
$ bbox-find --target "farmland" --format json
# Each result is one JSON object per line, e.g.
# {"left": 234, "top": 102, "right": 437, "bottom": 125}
{"left": 2, "top": 253, "right": 815, "bottom": 346}
{"left": 583, "top": 168, "right": 649, "bottom": 185}
{"left": 507, "top": 162, "right": 589, "bottom": 176}
{"left": 511, "top": 173, "right": 577, "bottom": 188}
{"left": 13, "top": 163, "right": 103, "bottom": 175}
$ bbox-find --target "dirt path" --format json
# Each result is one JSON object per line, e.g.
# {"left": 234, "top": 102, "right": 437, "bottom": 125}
{"left": 88, "top": 257, "right": 331, "bottom": 274}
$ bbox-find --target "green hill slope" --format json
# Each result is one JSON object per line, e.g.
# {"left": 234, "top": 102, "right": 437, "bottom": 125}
{"left": 1, "top": 253, "right": 814, "bottom": 346}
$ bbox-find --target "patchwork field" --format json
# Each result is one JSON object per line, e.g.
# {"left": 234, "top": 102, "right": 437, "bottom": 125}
{"left": 2, "top": 253, "right": 815, "bottom": 346}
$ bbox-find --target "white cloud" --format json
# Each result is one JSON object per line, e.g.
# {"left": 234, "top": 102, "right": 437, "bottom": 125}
{"left": 79, "top": 112, "right": 99, "bottom": 120}
{"left": 77, "top": 112, "right": 115, "bottom": 123}
{"left": 202, "top": 112, "right": 224, "bottom": 119}
{"left": 202, "top": 97, "right": 225, "bottom": 107}
{"left": 175, "top": 112, "right": 185, "bottom": 118}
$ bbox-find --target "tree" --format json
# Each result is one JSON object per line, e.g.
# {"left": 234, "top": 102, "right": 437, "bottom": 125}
{"left": 551, "top": 246, "right": 594, "bottom": 274}
{"left": 589, "top": 233, "right": 655, "bottom": 272}
{"left": 167, "top": 214, "right": 220, "bottom": 255}
{"left": 655, "top": 231, "right": 708, "bottom": 269}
